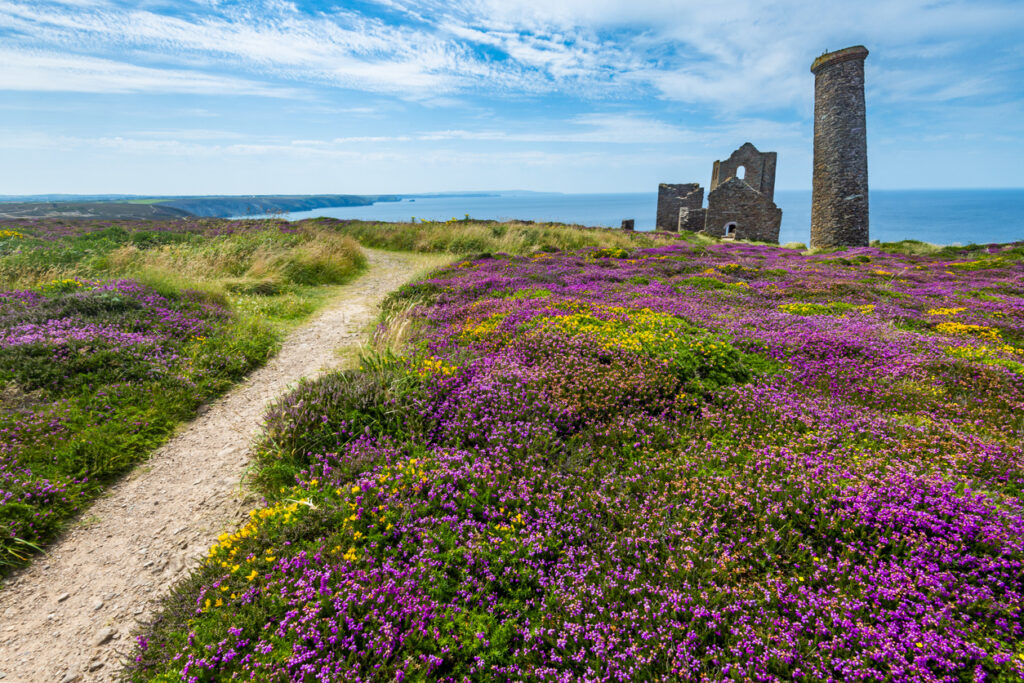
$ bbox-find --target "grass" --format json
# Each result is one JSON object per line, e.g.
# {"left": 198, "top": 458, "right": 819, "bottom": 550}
{"left": 0, "top": 222, "right": 366, "bottom": 325}
{"left": 302, "top": 215, "right": 693, "bottom": 255}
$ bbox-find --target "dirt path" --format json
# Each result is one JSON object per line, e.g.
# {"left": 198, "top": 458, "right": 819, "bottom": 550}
{"left": 0, "top": 249, "right": 443, "bottom": 682}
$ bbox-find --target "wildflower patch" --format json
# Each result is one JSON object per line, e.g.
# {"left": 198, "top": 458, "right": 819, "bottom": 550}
{"left": 0, "top": 279, "right": 275, "bottom": 568}
{"left": 778, "top": 301, "right": 874, "bottom": 316}
{"left": 132, "top": 241, "right": 1024, "bottom": 683}
{"left": 935, "top": 321, "right": 1002, "bottom": 340}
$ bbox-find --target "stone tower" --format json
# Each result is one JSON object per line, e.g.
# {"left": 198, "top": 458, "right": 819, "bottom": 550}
{"left": 810, "top": 45, "right": 869, "bottom": 248}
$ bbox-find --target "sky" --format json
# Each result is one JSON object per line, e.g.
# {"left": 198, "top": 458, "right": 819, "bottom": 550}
{"left": 0, "top": 0, "right": 1022, "bottom": 195}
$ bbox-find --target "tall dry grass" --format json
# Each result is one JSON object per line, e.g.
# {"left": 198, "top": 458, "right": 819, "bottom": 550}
{"left": 103, "top": 227, "right": 365, "bottom": 293}
{"left": 305, "top": 218, "right": 685, "bottom": 255}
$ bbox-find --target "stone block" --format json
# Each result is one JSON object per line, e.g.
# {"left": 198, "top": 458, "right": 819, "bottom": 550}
{"left": 678, "top": 207, "right": 706, "bottom": 233}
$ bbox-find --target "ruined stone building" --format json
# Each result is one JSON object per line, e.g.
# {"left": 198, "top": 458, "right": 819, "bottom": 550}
{"left": 656, "top": 183, "right": 703, "bottom": 232}
{"left": 703, "top": 143, "right": 782, "bottom": 242}
{"left": 810, "top": 45, "right": 869, "bottom": 248}
{"left": 653, "top": 142, "right": 782, "bottom": 243}
{"left": 651, "top": 45, "right": 870, "bottom": 247}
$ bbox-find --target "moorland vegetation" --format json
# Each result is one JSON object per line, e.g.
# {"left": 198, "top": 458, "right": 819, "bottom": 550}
{"left": 310, "top": 215, "right": 664, "bottom": 255}
{"left": 128, "top": 237, "right": 1024, "bottom": 681}
{"left": 0, "top": 216, "right": 664, "bottom": 571}
{"left": 0, "top": 219, "right": 365, "bottom": 569}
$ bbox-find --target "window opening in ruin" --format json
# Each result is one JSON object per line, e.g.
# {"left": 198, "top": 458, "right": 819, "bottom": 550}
{"left": 737, "top": 165, "right": 746, "bottom": 180}
{"left": 724, "top": 222, "right": 737, "bottom": 237}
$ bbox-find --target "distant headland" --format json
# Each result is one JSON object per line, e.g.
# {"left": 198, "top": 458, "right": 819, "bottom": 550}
{"left": 0, "top": 193, "right": 498, "bottom": 220}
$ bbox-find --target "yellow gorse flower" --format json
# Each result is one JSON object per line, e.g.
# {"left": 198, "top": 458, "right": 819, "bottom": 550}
{"left": 935, "top": 321, "right": 1001, "bottom": 340}
{"left": 461, "top": 313, "right": 509, "bottom": 341}
{"left": 418, "top": 356, "right": 458, "bottom": 378}
{"left": 206, "top": 496, "right": 308, "bottom": 562}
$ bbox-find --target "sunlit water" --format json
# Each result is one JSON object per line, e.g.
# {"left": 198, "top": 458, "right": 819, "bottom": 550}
{"left": 273, "top": 189, "right": 1024, "bottom": 246}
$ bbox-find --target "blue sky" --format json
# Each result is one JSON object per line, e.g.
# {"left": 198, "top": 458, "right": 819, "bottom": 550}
{"left": 1, "top": 0, "right": 1022, "bottom": 195}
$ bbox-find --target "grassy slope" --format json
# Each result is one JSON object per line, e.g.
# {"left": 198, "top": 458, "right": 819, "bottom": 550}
{"left": 304, "top": 216, "right": 686, "bottom": 254}
{"left": 0, "top": 220, "right": 366, "bottom": 571}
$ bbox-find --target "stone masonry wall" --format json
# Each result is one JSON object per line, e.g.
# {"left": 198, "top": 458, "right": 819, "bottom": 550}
{"left": 810, "top": 46, "right": 869, "bottom": 248}
{"left": 703, "top": 177, "right": 782, "bottom": 243}
{"left": 656, "top": 183, "right": 702, "bottom": 232}
{"left": 678, "top": 207, "right": 707, "bottom": 232}
{"left": 676, "top": 186, "right": 705, "bottom": 232}
{"left": 710, "top": 143, "right": 777, "bottom": 199}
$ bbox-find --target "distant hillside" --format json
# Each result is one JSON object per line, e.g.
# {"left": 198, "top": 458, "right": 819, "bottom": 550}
{"left": 157, "top": 194, "right": 401, "bottom": 217}
{"left": 0, "top": 194, "right": 143, "bottom": 203}
{"left": 0, "top": 194, "right": 402, "bottom": 220}
{"left": 0, "top": 201, "right": 190, "bottom": 220}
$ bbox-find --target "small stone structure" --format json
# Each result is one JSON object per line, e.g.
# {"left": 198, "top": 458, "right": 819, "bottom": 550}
{"left": 621, "top": 219, "right": 634, "bottom": 231}
{"left": 656, "top": 142, "right": 781, "bottom": 243}
{"left": 656, "top": 183, "right": 703, "bottom": 232}
{"left": 810, "top": 45, "right": 869, "bottom": 248}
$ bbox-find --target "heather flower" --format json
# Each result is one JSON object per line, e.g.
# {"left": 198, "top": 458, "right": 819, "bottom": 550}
{"left": 132, "top": 242, "right": 1024, "bottom": 682}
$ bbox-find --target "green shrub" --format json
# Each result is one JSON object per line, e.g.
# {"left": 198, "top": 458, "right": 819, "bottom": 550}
{"left": 253, "top": 353, "right": 426, "bottom": 495}
{"left": 676, "top": 275, "right": 727, "bottom": 290}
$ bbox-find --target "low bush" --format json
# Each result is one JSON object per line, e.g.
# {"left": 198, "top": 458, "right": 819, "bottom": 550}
{"left": 0, "top": 279, "right": 275, "bottom": 567}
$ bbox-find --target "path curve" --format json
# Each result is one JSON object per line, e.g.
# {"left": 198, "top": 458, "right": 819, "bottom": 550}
{"left": 0, "top": 249, "right": 428, "bottom": 682}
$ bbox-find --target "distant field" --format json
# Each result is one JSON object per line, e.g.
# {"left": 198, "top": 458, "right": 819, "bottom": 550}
{"left": 0, "top": 201, "right": 189, "bottom": 220}
{"left": 309, "top": 215, "right": 680, "bottom": 253}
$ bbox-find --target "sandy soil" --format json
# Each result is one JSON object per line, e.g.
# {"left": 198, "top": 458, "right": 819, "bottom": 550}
{"left": 0, "top": 249, "right": 444, "bottom": 682}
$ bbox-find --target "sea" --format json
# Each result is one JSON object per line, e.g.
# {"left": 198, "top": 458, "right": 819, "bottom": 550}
{"left": 274, "top": 189, "right": 1024, "bottom": 247}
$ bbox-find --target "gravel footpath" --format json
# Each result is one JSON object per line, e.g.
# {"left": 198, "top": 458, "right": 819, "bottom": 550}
{"left": 0, "top": 249, "right": 438, "bottom": 682}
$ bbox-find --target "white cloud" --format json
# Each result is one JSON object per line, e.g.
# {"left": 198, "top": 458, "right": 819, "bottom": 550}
{"left": 0, "top": 0, "right": 1021, "bottom": 122}
{"left": 872, "top": 68, "right": 999, "bottom": 103}
{"left": 416, "top": 114, "right": 699, "bottom": 144}
{"left": 0, "top": 112, "right": 802, "bottom": 159}
{"left": 418, "top": 0, "right": 1024, "bottom": 109}
{"left": 0, "top": 48, "right": 298, "bottom": 96}
{"left": 0, "top": 0, "right": 496, "bottom": 97}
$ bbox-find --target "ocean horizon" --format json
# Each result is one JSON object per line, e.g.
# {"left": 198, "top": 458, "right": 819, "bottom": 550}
{"left": 271, "top": 188, "right": 1024, "bottom": 247}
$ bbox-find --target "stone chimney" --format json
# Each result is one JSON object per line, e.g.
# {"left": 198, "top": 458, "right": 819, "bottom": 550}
{"left": 810, "top": 45, "right": 869, "bottom": 248}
